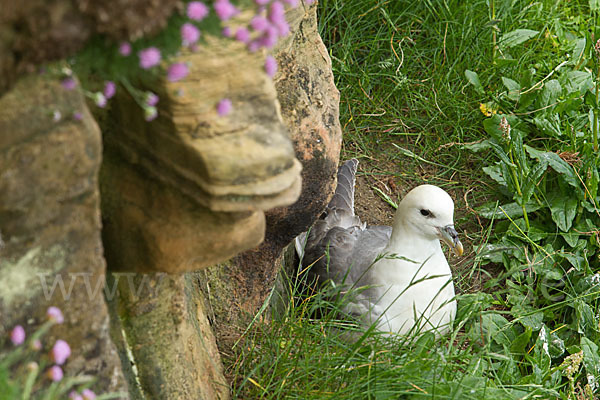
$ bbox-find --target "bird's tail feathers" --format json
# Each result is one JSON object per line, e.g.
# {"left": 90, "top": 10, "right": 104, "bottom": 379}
{"left": 295, "top": 231, "right": 308, "bottom": 261}
{"left": 327, "top": 158, "right": 358, "bottom": 215}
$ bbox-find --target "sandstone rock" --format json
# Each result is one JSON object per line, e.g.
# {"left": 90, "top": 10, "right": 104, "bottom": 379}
{"left": 0, "top": 74, "right": 126, "bottom": 394}
{"left": 100, "top": 150, "right": 266, "bottom": 273}
{"left": 101, "top": 35, "right": 303, "bottom": 273}
{"left": 196, "top": 1, "right": 343, "bottom": 346}
{"left": 105, "top": 272, "right": 229, "bottom": 399}
{"left": 106, "top": 38, "right": 302, "bottom": 214}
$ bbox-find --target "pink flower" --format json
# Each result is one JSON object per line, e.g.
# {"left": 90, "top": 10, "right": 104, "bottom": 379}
{"left": 47, "top": 365, "right": 63, "bottom": 382}
{"left": 119, "top": 42, "right": 132, "bottom": 56}
{"left": 73, "top": 112, "right": 83, "bottom": 121}
{"left": 216, "top": 98, "right": 232, "bottom": 116}
{"left": 187, "top": 1, "right": 209, "bottom": 21}
{"left": 104, "top": 81, "right": 116, "bottom": 99}
{"left": 81, "top": 389, "right": 97, "bottom": 400}
{"left": 250, "top": 16, "right": 269, "bottom": 32}
{"left": 167, "top": 63, "right": 189, "bottom": 82}
{"left": 222, "top": 26, "right": 232, "bottom": 37}
{"left": 181, "top": 23, "right": 201, "bottom": 46}
{"left": 52, "top": 110, "right": 62, "bottom": 122}
{"left": 144, "top": 106, "right": 158, "bottom": 121}
{"left": 47, "top": 306, "right": 64, "bottom": 323}
{"left": 214, "top": 0, "right": 238, "bottom": 21}
{"left": 265, "top": 55, "right": 277, "bottom": 78}
{"left": 268, "top": 1, "right": 285, "bottom": 24}
{"left": 259, "top": 26, "right": 278, "bottom": 48}
{"left": 51, "top": 339, "right": 71, "bottom": 365}
{"left": 145, "top": 92, "right": 159, "bottom": 106}
{"left": 235, "top": 27, "right": 251, "bottom": 43}
{"left": 274, "top": 20, "right": 289, "bottom": 37}
{"left": 138, "top": 47, "right": 161, "bottom": 69}
{"left": 255, "top": 0, "right": 270, "bottom": 4}
{"left": 62, "top": 78, "right": 77, "bottom": 90}
{"left": 94, "top": 93, "right": 107, "bottom": 108}
{"left": 283, "top": 0, "right": 299, "bottom": 7}
{"left": 69, "top": 391, "right": 83, "bottom": 400}
{"left": 10, "top": 325, "right": 25, "bottom": 346}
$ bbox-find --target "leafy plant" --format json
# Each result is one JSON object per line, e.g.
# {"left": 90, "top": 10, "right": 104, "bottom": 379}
{"left": 466, "top": 6, "right": 600, "bottom": 398}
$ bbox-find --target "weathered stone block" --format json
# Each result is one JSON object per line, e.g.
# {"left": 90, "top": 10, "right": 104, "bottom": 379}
{"left": 0, "top": 74, "right": 126, "bottom": 394}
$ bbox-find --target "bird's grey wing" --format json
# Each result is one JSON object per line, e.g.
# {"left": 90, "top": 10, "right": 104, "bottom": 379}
{"left": 296, "top": 159, "right": 362, "bottom": 260}
{"left": 305, "top": 225, "right": 392, "bottom": 288}
{"left": 346, "top": 225, "right": 392, "bottom": 286}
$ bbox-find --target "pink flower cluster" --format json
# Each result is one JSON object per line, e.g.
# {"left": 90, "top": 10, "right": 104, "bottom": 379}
{"left": 214, "top": 0, "right": 239, "bottom": 21}
{"left": 226, "top": 0, "right": 296, "bottom": 53}
{"left": 6, "top": 307, "right": 78, "bottom": 385}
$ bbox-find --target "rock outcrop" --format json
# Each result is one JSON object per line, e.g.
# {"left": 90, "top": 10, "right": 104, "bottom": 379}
{"left": 101, "top": 35, "right": 302, "bottom": 273}
{"left": 0, "top": 74, "right": 126, "bottom": 394}
{"left": 196, "top": 2, "right": 343, "bottom": 347}
{"left": 0, "top": 1, "right": 342, "bottom": 398}
{"left": 106, "top": 272, "right": 229, "bottom": 399}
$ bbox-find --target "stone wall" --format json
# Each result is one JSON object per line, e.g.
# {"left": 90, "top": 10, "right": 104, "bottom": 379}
{"left": 0, "top": 1, "right": 341, "bottom": 398}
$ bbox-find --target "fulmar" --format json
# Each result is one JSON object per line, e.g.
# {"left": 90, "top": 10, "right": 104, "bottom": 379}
{"left": 295, "top": 159, "right": 463, "bottom": 337}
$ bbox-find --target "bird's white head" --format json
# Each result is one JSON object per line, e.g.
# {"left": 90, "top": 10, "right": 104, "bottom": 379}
{"left": 394, "top": 185, "right": 463, "bottom": 256}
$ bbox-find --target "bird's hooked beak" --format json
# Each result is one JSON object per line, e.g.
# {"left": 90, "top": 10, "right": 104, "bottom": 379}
{"left": 437, "top": 225, "right": 464, "bottom": 257}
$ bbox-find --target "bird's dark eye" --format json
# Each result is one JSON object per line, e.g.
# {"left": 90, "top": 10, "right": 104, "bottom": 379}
{"left": 420, "top": 209, "right": 431, "bottom": 217}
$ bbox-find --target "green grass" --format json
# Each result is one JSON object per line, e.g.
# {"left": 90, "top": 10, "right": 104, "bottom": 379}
{"left": 227, "top": 0, "right": 600, "bottom": 399}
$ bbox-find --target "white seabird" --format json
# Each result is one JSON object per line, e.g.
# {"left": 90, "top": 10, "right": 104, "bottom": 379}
{"left": 295, "top": 159, "right": 463, "bottom": 337}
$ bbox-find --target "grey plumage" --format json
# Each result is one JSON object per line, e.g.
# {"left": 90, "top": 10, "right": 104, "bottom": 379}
{"left": 295, "top": 158, "right": 461, "bottom": 336}
{"left": 296, "top": 158, "right": 388, "bottom": 298}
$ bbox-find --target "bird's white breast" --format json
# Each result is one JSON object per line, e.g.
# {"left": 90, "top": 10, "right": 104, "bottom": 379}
{"left": 366, "top": 247, "right": 456, "bottom": 336}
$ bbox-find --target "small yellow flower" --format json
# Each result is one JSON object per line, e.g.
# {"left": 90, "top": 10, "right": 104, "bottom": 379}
{"left": 479, "top": 102, "right": 498, "bottom": 117}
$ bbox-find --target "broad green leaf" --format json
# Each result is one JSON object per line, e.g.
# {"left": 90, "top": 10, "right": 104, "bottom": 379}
{"left": 549, "top": 194, "right": 578, "bottom": 232}
{"left": 510, "top": 327, "right": 532, "bottom": 354}
{"left": 482, "top": 164, "right": 507, "bottom": 186}
{"left": 465, "top": 69, "right": 484, "bottom": 94}
{"left": 533, "top": 114, "right": 562, "bottom": 137}
{"left": 581, "top": 337, "right": 600, "bottom": 387}
{"left": 561, "top": 232, "right": 580, "bottom": 247}
{"left": 575, "top": 300, "right": 598, "bottom": 334}
{"left": 571, "top": 37, "right": 587, "bottom": 65}
{"left": 511, "top": 131, "right": 528, "bottom": 174}
{"left": 483, "top": 115, "right": 523, "bottom": 141}
{"left": 540, "top": 79, "right": 562, "bottom": 106}
{"left": 524, "top": 145, "right": 582, "bottom": 194}
{"left": 560, "top": 251, "right": 586, "bottom": 271}
{"left": 564, "top": 70, "right": 593, "bottom": 94}
{"left": 522, "top": 160, "right": 547, "bottom": 202}
{"left": 574, "top": 273, "right": 600, "bottom": 295}
{"left": 548, "top": 330, "right": 565, "bottom": 358}
{"left": 512, "top": 303, "right": 544, "bottom": 330}
{"left": 502, "top": 77, "right": 520, "bottom": 101}
{"left": 463, "top": 139, "right": 492, "bottom": 152}
{"left": 479, "top": 314, "right": 518, "bottom": 347}
{"left": 476, "top": 201, "right": 542, "bottom": 219}
{"left": 488, "top": 140, "right": 515, "bottom": 167}
{"left": 499, "top": 29, "right": 539, "bottom": 49}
